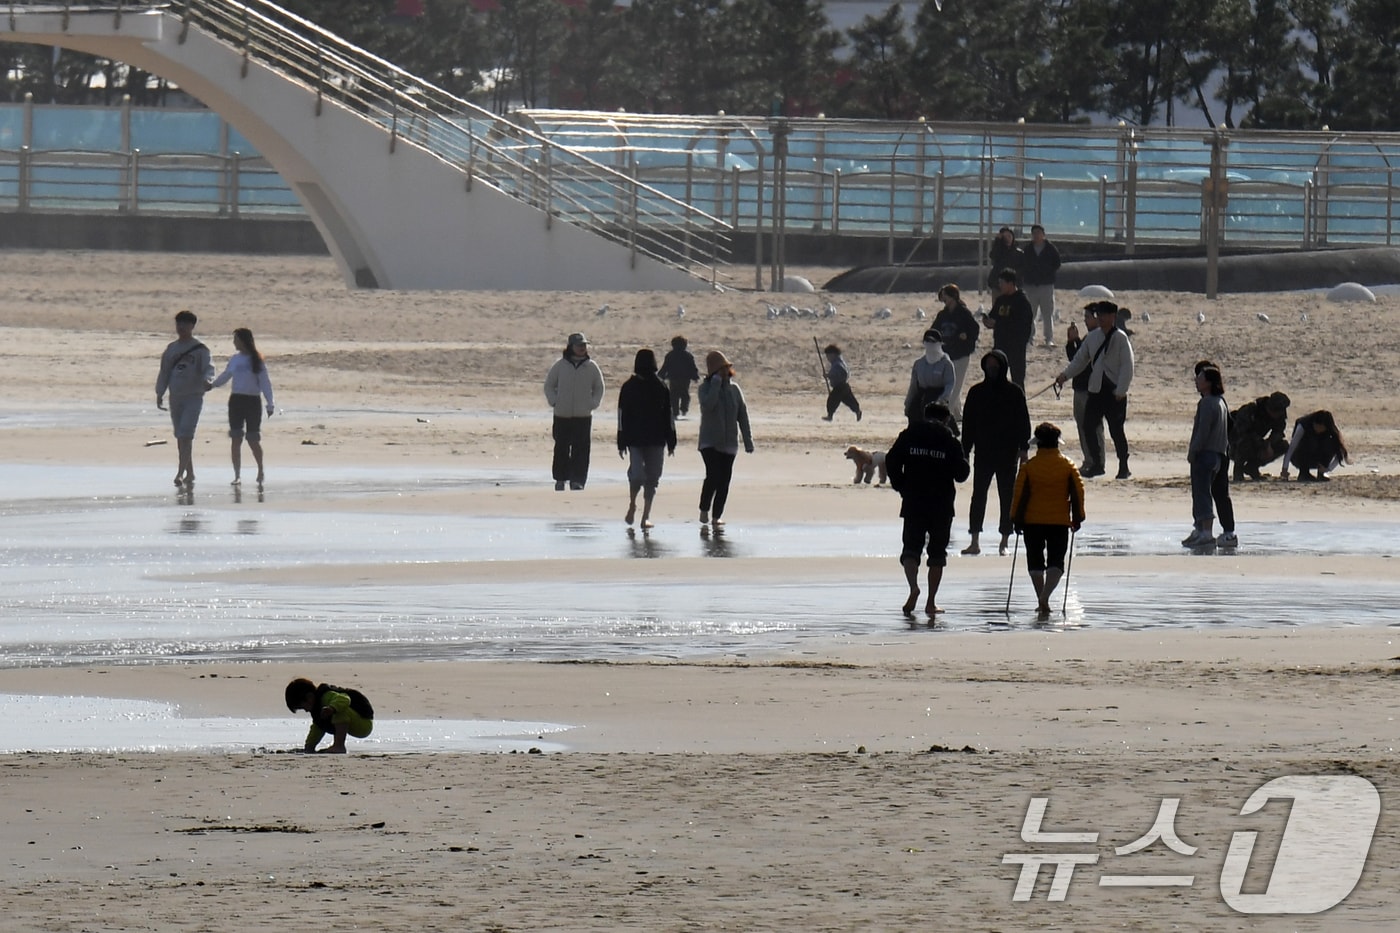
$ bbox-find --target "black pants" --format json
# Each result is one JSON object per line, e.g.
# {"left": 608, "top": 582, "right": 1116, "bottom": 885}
{"left": 1210, "top": 455, "right": 1236, "bottom": 533}
{"left": 1023, "top": 524, "right": 1070, "bottom": 572}
{"left": 551, "top": 416, "right": 592, "bottom": 487}
{"left": 699, "top": 447, "right": 736, "bottom": 519}
{"left": 968, "top": 451, "right": 1018, "bottom": 536}
{"left": 668, "top": 379, "right": 691, "bottom": 418}
{"left": 998, "top": 342, "right": 1027, "bottom": 389}
{"left": 1085, "top": 389, "right": 1130, "bottom": 469}
{"left": 826, "top": 383, "right": 861, "bottom": 418}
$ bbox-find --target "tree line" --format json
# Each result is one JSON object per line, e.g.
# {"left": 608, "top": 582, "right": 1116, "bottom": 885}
{"left": 4, "top": 0, "right": 1400, "bottom": 130}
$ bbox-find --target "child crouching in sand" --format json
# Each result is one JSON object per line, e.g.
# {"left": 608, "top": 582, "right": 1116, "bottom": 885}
{"left": 285, "top": 678, "right": 374, "bottom": 754}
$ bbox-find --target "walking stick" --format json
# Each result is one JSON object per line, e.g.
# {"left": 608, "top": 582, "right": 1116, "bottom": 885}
{"left": 1062, "top": 527, "right": 1077, "bottom": 614}
{"left": 1025, "top": 380, "right": 1062, "bottom": 402}
{"left": 813, "top": 336, "right": 831, "bottom": 392}
{"left": 1005, "top": 532, "right": 1019, "bottom": 614}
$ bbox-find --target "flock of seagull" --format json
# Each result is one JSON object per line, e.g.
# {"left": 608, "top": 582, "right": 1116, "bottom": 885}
{"left": 590, "top": 298, "right": 1311, "bottom": 327}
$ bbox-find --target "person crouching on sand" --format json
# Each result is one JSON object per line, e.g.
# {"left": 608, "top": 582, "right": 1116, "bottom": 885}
{"left": 886, "top": 401, "right": 970, "bottom": 620}
{"left": 1010, "top": 422, "right": 1085, "bottom": 617}
{"left": 285, "top": 678, "right": 374, "bottom": 754}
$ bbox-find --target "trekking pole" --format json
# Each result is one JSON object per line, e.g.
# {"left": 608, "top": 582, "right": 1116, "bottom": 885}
{"left": 1062, "top": 527, "right": 1077, "bottom": 614}
{"left": 1005, "top": 532, "right": 1019, "bottom": 614}
{"left": 813, "top": 336, "right": 831, "bottom": 392}
{"left": 1025, "top": 380, "right": 1060, "bottom": 401}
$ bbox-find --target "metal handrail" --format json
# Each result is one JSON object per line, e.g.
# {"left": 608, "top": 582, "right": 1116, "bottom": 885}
{"left": 6, "top": 0, "right": 733, "bottom": 284}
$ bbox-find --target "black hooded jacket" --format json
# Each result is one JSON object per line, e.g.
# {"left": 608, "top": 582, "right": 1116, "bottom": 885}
{"left": 961, "top": 349, "right": 1032, "bottom": 457}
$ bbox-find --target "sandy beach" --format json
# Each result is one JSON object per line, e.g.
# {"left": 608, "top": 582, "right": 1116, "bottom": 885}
{"left": 2, "top": 249, "right": 1400, "bottom": 929}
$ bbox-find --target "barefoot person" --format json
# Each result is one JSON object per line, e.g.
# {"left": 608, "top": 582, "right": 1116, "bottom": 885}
{"left": 1011, "top": 423, "right": 1086, "bottom": 616}
{"left": 616, "top": 348, "right": 676, "bottom": 529}
{"left": 960, "top": 349, "right": 1031, "bottom": 556}
{"left": 209, "top": 327, "right": 275, "bottom": 486}
{"left": 697, "top": 350, "right": 754, "bottom": 527}
{"left": 886, "top": 402, "right": 970, "bottom": 619}
{"left": 154, "top": 309, "right": 214, "bottom": 487}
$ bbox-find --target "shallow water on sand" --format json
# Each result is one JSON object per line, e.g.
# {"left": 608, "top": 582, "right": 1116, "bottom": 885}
{"left": 3, "top": 463, "right": 1399, "bottom": 666}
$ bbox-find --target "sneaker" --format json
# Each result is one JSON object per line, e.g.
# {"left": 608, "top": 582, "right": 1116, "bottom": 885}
{"left": 856, "top": 410, "right": 863, "bottom": 422}
{"left": 1181, "top": 529, "right": 1213, "bottom": 547}
{"left": 699, "top": 510, "right": 709, "bottom": 524}
{"left": 1216, "top": 532, "right": 1238, "bottom": 547}
{"left": 1115, "top": 467, "right": 1132, "bottom": 480}
{"left": 570, "top": 482, "right": 585, "bottom": 490}
{"left": 1081, "top": 466, "right": 1105, "bottom": 478}
{"left": 555, "top": 480, "right": 566, "bottom": 491}
{"left": 821, "top": 415, "right": 833, "bottom": 422}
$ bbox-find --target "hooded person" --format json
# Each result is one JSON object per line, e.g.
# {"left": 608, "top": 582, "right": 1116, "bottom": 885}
{"left": 1229, "top": 390, "right": 1291, "bottom": 481}
{"left": 903, "top": 328, "right": 957, "bottom": 426}
{"left": 658, "top": 335, "right": 701, "bottom": 420}
{"left": 616, "top": 347, "right": 677, "bottom": 529}
{"left": 960, "top": 349, "right": 1032, "bottom": 556}
{"left": 543, "top": 331, "right": 605, "bottom": 490}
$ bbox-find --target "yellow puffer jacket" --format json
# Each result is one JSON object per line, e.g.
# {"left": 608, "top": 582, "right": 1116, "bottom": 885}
{"left": 1012, "top": 448, "right": 1086, "bottom": 528}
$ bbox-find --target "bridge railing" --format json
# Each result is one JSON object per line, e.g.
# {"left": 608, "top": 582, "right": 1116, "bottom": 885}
{"left": 179, "top": 0, "right": 731, "bottom": 283}
{"left": 4, "top": 0, "right": 733, "bottom": 284}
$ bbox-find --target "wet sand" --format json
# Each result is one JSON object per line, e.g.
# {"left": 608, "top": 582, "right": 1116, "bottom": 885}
{"left": 2, "top": 250, "right": 1400, "bottom": 929}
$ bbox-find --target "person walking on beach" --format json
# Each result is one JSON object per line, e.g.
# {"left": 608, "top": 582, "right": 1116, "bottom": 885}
{"left": 1065, "top": 305, "right": 1106, "bottom": 476}
{"left": 1055, "top": 301, "right": 1135, "bottom": 480}
{"left": 986, "top": 226, "right": 1022, "bottom": 291}
{"left": 697, "top": 350, "right": 754, "bottom": 527}
{"left": 903, "top": 329, "right": 955, "bottom": 426}
{"left": 1192, "top": 355, "right": 1237, "bottom": 546}
{"left": 961, "top": 349, "right": 1031, "bottom": 557}
{"left": 984, "top": 268, "right": 1035, "bottom": 388}
{"left": 658, "top": 335, "right": 700, "bottom": 420}
{"left": 1230, "top": 390, "right": 1291, "bottom": 481}
{"left": 208, "top": 327, "right": 274, "bottom": 487}
{"left": 1011, "top": 422, "right": 1085, "bottom": 616}
{"left": 1280, "top": 410, "right": 1349, "bottom": 482}
{"left": 886, "top": 401, "right": 970, "bottom": 619}
{"left": 1021, "top": 224, "right": 1062, "bottom": 347}
{"left": 155, "top": 309, "right": 214, "bottom": 488}
{"left": 285, "top": 678, "right": 374, "bottom": 754}
{"left": 544, "top": 332, "right": 605, "bottom": 491}
{"left": 822, "top": 343, "right": 862, "bottom": 422}
{"left": 932, "top": 284, "right": 979, "bottom": 421}
{"left": 1184, "top": 364, "right": 1234, "bottom": 548}
{"left": 617, "top": 348, "right": 677, "bottom": 529}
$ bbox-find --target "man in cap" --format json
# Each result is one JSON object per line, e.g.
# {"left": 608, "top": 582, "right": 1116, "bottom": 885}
{"left": 1055, "top": 300, "right": 1135, "bottom": 480}
{"left": 903, "top": 328, "right": 957, "bottom": 426}
{"left": 1065, "top": 303, "right": 1107, "bottom": 476}
{"left": 544, "top": 332, "right": 605, "bottom": 490}
{"left": 1229, "top": 390, "right": 1291, "bottom": 481}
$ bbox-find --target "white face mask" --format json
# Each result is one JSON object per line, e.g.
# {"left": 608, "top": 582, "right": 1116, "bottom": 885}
{"left": 923, "top": 342, "right": 946, "bottom": 363}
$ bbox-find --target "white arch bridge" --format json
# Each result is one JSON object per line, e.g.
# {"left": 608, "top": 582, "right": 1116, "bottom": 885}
{"left": 2, "top": 0, "right": 730, "bottom": 291}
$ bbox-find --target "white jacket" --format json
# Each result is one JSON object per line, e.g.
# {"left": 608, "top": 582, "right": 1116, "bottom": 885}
{"left": 544, "top": 353, "right": 605, "bottom": 418}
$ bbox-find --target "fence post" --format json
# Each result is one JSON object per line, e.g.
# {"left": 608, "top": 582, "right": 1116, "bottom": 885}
{"left": 128, "top": 148, "right": 141, "bottom": 214}
{"left": 17, "top": 145, "right": 30, "bottom": 212}
{"left": 1098, "top": 175, "right": 1108, "bottom": 243}
{"left": 832, "top": 168, "right": 841, "bottom": 238}
{"left": 229, "top": 151, "right": 241, "bottom": 218}
{"left": 1124, "top": 134, "right": 1138, "bottom": 254}
{"left": 120, "top": 93, "right": 131, "bottom": 153}
{"left": 933, "top": 170, "right": 944, "bottom": 262}
{"left": 22, "top": 91, "right": 33, "bottom": 149}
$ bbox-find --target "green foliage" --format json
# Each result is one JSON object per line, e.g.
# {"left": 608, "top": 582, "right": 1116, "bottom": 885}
{"left": 11, "top": 0, "right": 1400, "bottom": 131}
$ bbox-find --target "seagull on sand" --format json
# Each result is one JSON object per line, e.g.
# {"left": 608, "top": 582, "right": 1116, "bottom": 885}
{"left": 1300, "top": 310, "right": 1310, "bottom": 323}
{"left": 676, "top": 304, "right": 686, "bottom": 319}
{"left": 1256, "top": 312, "right": 1271, "bottom": 324}
{"left": 1197, "top": 311, "right": 1207, "bottom": 325}
{"left": 596, "top": 304, "right": 609, "bottom": 317}
{"left": 1139, "top": 310, "right": 1151, "bottom": 323}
